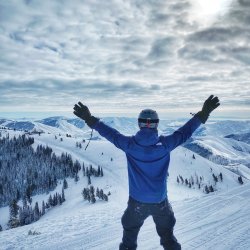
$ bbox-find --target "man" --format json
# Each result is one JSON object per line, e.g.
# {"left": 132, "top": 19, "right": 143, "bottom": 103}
{"left": 73, "top": 95, "right": 220, "bottom": 250}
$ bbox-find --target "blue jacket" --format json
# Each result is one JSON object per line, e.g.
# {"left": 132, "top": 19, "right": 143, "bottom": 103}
{"left": 92, "top": 116, "right": 201, "bottom": 203}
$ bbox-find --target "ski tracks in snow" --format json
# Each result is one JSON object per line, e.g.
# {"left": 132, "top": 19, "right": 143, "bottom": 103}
{"left": 175, "top": 183, "right": 250, "bottom": 250}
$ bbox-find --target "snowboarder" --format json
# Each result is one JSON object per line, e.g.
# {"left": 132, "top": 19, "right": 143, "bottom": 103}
{"left": 73, "top": 95, "right": 220, "bottom": 250}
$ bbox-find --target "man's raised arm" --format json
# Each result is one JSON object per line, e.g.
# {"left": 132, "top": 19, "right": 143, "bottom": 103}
{"left": 162, "top": 95, "right": 220, "bottom": 152}
{"left": 73, "top": 102, "right": 130, "bottom": 152}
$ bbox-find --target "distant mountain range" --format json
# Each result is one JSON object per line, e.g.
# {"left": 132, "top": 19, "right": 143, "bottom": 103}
{"left": 1, "top": 116, "right": 250, "bottom": 172}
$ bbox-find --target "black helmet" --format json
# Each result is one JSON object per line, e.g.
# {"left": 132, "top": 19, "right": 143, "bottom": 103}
{"left": 138, "top": 109, "right": 159, "bottom": 128}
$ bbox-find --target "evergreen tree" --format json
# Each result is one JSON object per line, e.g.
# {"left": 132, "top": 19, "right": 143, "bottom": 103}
{"left": 8, "top": 199, "right": 20, "bottom": 228}
{"left": 26, "top": 187, "right": 32, "bottom": 205}
{"left": 209, "top": 185, "right": 214, "bottom": 192}
{"left": 42, "top": 201, "right": 46, "bottom": 216}
{"left": 90, "top": 186, "right": 95, "bottom": 195}
{"left": 82, "top": 188, "right": 87, "bottom": 200}
{"left": 179, "top": 175, "right": 184, "bottom": 184}
{"left": 90, "top": 194, "right": 96, "bottom": 204}
{"left": 48, "top": 195, "right": 53, "bottom": 207}
{"left": 100, "top": 168, "right": 104, "bottom": 177}
{"left": 96, "top": 188, "right": 100, "bottom": 198}
{"left": 74, "top": 173, "right": 79, "bottom": 183}
{"left": 87, "top": 193, "right": 91, "bottom": 203}
{"left": 62, "top": 188, "right": 65, "bottom": 202}
{"left": 0, "top": 224, "right": 2, "bottom": 231}
{"left": 177, "top": 176, "right": 180, "bottom": 184}
{"left": 100, "top": 189, "right": 104, "bottom": 200}
{"left": 212, "top": 174, "right": 218, "bottom": 183}
{"left": 63, "top": 179, "right": 68, "bottom": 189}
{"left": 238, "top": 176, "right": 244, "bottom": 184}
{"left": 204, "top": 185, "right": 209, "bottom": 194}
{"left": 58, "top": 194, "right": 62, "bottom": 205}
{"left": 34, "top": 202, "right": 40, "bottom": 221}
{"left": 82, "top": 163, "right": 85, "bottom": 176}
{"left": 103, "top": 194, "right": 108, "bottom": 201}
{"left": 19, "top": 207, "right": 24, "bottom": 226}
{"left": 22, "top": 196, "right": 28, "bottom": 208}
{"left": 219, "top": 172, "right": 223, "bottom": 181}
{"left": 54, "top": 193, "right": 58, "bottom": 206}
{"left": 88, "top": 176, "right": 91, "bottom": 185}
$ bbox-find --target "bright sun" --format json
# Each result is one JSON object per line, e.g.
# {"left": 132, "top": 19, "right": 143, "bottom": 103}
{"left": 189, "top": 0, "right": 234, "bottom": 26}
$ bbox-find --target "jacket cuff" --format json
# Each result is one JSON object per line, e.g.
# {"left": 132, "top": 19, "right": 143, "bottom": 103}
{"left": 86, "top": 116, "right": 99, "bottom": 128}
{"left": 194, "top": 111, "right": 209, "bottom": 124}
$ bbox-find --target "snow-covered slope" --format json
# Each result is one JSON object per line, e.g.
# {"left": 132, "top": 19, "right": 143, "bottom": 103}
{"left": 1, "top": 125, "right": 250, "bottom": 249}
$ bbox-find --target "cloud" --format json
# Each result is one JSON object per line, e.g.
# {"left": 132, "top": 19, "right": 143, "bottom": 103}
{"left": 0, "top": 0, "right": 249, "bottom": 117}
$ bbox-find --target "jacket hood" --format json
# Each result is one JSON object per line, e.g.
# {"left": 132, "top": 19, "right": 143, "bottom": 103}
{"left": 134, "top": 128, "right": 159, "bottom": 146}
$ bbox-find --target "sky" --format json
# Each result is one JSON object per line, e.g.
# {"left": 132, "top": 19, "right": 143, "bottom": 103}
{"left": 0, "top": 0, "right": 250, "bottom": 119}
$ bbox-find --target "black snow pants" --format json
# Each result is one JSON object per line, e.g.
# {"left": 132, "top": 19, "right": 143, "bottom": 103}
{"left": 119, "top": 196, "right": 181, "bottom": 250}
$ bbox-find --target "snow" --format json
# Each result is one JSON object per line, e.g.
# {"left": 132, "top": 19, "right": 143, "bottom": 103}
{"left": 0, "top": 118, "right": 250, "bottom": 249}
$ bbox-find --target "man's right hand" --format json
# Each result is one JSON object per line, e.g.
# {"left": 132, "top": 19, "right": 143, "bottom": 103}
{"left": 73, "top": 102, "right": 91, "bottom": 121}
{"left": 73, "top": 102, "right": 99, "bottom": 127}
{"left": 201, "top": 95, "right": 220, "bottom": 115}
{"left": 196, "top": 95, "right": 220, "bottom": 124}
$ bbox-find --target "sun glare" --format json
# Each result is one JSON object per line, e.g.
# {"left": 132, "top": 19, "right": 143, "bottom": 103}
{"left": 190, "top": 0, "right": 234, "bottom": 26}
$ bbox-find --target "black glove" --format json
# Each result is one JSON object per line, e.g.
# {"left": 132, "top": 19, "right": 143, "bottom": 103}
{"left": 195, "top": 95, "right": 220, "bottom": 123}
{"left": 73, "top": 102, "right": 99, "bottom": 127}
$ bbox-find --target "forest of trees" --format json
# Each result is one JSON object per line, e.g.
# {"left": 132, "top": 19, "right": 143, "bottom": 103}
{"left": 82, "top": 186, "right": 109, "bottom": 204}
{"left": 176, "top": 171, "right": 224, "bottom": 194}
{"left": 0, "top": 133, "right": 82, "bottom": 207}
{"left": 7, "top": 188, "right": 66, "bottom": 229}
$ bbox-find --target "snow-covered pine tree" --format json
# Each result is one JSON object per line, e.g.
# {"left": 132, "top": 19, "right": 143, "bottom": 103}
{"left": 238, "top": 176, "right": 244, "bottom": 184}
{"left": 42, "top": 201, "right": 46, "bottom": 216}
{"left": 96, "top": 187, "right": 100, "bottom": 198}
{"left": 19, "top": 207, "right": 24, "bottom": 226}
{"left": 212, "top": 173, "right": 218, "bottom": 183}
{"left": 8, "top": 199, "right": 20, "bottom": 228}
{"left": 100, "top": 189, "right": 104, "bottom": 200}
{"left": 58, "top": 194, "right": 62, "bottom": 205}
{"left": 91, "top": 194, "right": 96, "bottom": 204}
{"left": 209, "top": 185, "right": 214, "bottom": 192}
{"left": 204, "top": 185, "right": 209, "bottom": 194}
{"left": 103, "top": 194, "right": 108, "bottom": 201}
{"left": 48, "top": 194, "right": 53, "bottom": 207}
{"left": 82, "top": 162, "right": 85, "bottom": 176}
{"left": 88, "top": 176, "right": 91, "bottom": 185}
{"left": 90, "top": 186, "right": 95, "bottom": 196}
{"left": 34, "top": 202, "right": 40, "bottom": 221}
{"left": 63, "top": 179, "right": 68, "bottom": 189}
{"left": 62, "top": 188, "right": 65, "bottom": 202}
{"left": 177, "top": 176, "right": 180, "bottom": 184}
{"left": 219, "top": 172, "right": 223, "bottom": 181}
{"left": 45, "top": 202, "right": 50, "bottom": 209}
{"left": 74, "top": 173, "right": 79, "bottom": 183}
